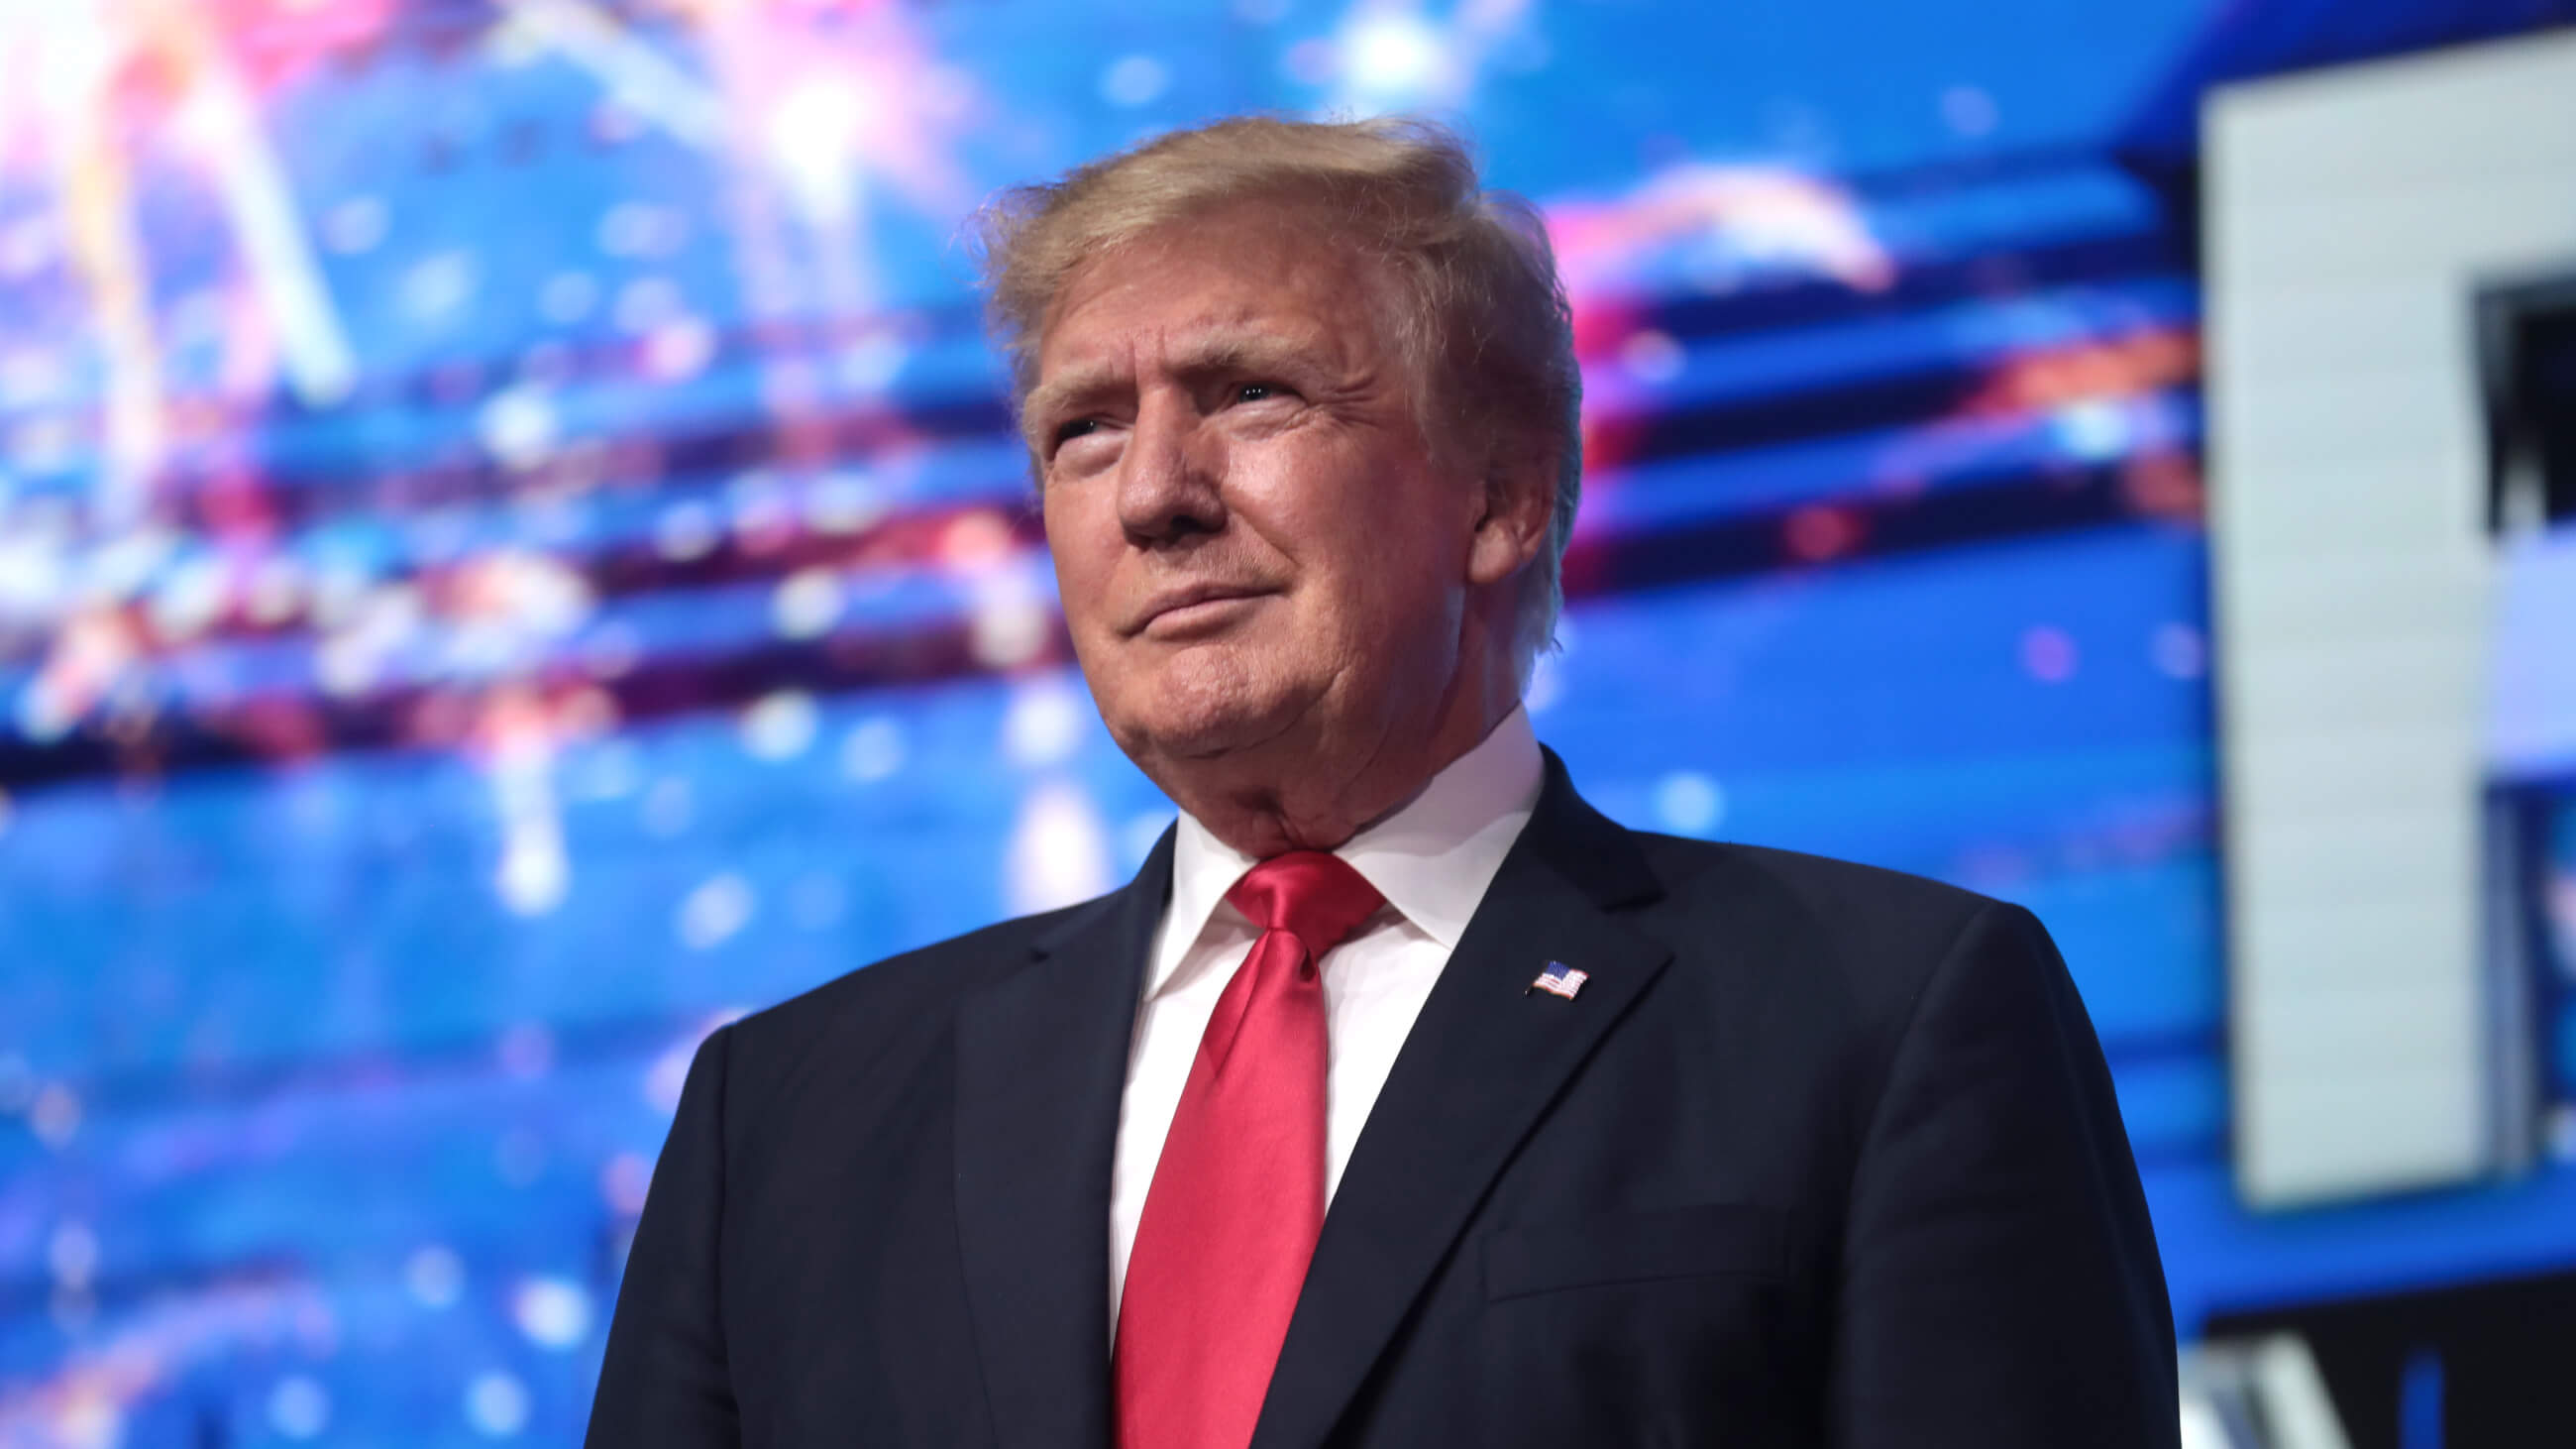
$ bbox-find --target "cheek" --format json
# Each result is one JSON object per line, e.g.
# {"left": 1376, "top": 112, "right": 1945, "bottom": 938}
{"left": 1341, "top": 462, "right": 1468, "bottom": 588}
{"left": 1258, "top": 432, "right": 1452, "bottom": 555}
{"left": 1042, "top": 495, "right": 1116, "bottom": 620}
{"left": 1292, "top": 513, "right": 1463, "bottom": 664}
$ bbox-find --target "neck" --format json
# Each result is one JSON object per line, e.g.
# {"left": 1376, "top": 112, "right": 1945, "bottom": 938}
{"left": 1158, "top": 663, "right": 1521, "bottom": 859}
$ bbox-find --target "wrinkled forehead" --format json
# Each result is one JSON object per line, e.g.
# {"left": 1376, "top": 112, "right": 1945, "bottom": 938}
{"left": 1022, "top": 197, "right": 1418, "bottom": 396}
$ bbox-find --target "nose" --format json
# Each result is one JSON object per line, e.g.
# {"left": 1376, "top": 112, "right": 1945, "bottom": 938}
{"left": 1116, "top": 392, "right": 1225, "bottom": 548}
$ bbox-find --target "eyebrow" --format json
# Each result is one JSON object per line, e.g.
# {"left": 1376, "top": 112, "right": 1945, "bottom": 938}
{"left": 1020, "top": 365, "right": 1124, "bottom": 449}
{"left": 1020, "top": 330, "right": 1322, "bottom": 448}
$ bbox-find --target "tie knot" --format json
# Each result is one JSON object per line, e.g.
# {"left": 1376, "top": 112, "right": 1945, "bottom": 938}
{"left": 1226, "top": 850, "right": 1384, "bottom": 962}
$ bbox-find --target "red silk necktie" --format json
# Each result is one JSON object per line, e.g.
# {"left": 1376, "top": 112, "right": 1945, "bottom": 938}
{"left": 1114, "top": 850, "right": 1386, "bottom": 1449}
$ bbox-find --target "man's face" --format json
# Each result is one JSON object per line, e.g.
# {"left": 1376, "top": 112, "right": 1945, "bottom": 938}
{"left": 1026, "top": 200, "right": 1491, "bottom": 789}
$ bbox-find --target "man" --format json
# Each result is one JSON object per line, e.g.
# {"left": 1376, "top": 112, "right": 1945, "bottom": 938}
{"left": 586, "top": 116, "right": 2177, "bottom": 1449}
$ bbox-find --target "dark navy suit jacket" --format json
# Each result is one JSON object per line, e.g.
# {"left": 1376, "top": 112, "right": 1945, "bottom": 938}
{"left": 585, "top": 751, "right": 2179, "bottom": 1448}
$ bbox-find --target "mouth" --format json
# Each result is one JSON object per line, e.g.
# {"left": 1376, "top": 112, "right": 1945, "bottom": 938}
{"left": 1132, "top": 584, "right": 1272, "bottom": 639}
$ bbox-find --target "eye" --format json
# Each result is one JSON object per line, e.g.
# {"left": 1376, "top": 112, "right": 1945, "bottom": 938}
{"left": 1052, "top": 417, "right": 1101, "bottom": 446}
{"left": 1233, "top": 382, "right": 1286, "bottom": 404}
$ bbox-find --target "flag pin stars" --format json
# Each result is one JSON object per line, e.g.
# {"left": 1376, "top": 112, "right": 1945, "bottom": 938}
{"left": 1528, "top": 960, "right": 1588, "bottom": 1000}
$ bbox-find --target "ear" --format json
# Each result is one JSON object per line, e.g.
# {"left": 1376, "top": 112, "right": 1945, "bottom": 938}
{"left": 1465, "top": 428, "right": 1557, "bottom": 589}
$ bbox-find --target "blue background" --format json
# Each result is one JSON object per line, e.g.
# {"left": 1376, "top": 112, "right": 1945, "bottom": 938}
{"left": 2, "top": 1, "right": 2572, "bottom": 1443}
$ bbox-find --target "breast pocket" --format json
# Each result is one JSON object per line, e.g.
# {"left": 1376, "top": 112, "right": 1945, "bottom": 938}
{"left": 1477, "top": 1204, "right": 1807, "bottom": 1448}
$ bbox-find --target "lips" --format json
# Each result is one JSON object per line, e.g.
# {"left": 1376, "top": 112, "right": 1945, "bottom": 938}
{"left": 1131, "top": 582, "right": 1270, "bottom": 636}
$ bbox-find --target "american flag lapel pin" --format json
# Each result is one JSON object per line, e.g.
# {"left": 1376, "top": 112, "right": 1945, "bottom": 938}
{"left": 1528, "top": 960, "right": 1588, "bottom": 1000}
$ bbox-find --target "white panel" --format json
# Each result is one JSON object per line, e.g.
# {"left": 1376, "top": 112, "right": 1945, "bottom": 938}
{"left": 2205, "top": 31, "right": 2576, "bottom": 1206}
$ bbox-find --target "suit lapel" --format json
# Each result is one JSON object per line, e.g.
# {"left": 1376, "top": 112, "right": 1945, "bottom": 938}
{"left": 953, "top": 830, "right": 1171, "bottom": 1449}
{"left": 1251, "top": 754, "right": 1673, "bottom": 1449}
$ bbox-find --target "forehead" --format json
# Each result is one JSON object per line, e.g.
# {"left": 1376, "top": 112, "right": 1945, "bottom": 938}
{"left": 1031, "top": 203, "right": 1399, "bottom": 385}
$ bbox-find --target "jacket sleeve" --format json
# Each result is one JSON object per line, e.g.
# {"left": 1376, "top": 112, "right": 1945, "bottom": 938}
{"left": 586, "top": 1024, "right": 741, "bottom": 1449}
{"left": 1827, "top": 902, "right": 2179, "bottom": 1447}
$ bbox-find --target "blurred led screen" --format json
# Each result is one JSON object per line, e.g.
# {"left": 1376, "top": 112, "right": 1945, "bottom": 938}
{"left": 1, "top": 2, "right": 2572, "bottom": 1446}
{"left": 2204, "top": 34, "right": 2576, "bottom": 1209}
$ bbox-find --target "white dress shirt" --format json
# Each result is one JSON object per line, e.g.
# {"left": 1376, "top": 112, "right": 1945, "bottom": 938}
{"left": 1107, "top": 707, "right": 1545, "bottom": 1326}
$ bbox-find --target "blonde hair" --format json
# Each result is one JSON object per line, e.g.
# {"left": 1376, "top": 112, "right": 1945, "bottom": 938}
{"left": 972, "top": 115, "right": 1582, "bottom": 674}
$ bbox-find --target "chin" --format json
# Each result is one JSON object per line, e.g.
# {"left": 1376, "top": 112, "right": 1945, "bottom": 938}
{"left": 1113, "top": 652, "right": 1316, "bottom": 767}
{"left": 1128, "top": 696, "right": 1290, "bottom": 764}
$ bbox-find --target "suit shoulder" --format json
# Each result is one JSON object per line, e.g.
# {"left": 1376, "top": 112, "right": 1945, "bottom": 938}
{"left": 1637, "top": 834, "right": 1997, "bottom": 934}
{"left": 1625, "top": 833, "right": 2027, "bottom": 1021}
{"left": 725, "top": 896, "right": 1099, "bottom": 1057}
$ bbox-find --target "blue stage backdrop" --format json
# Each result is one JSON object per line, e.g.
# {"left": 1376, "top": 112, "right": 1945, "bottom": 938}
{"left": 0, "top": 2, "right": 2570, "bottom": 1445}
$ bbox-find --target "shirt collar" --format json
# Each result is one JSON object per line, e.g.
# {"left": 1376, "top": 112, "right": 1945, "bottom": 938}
{"left": 1148, "top": 707, "right": 1545, "bottom": 1000}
